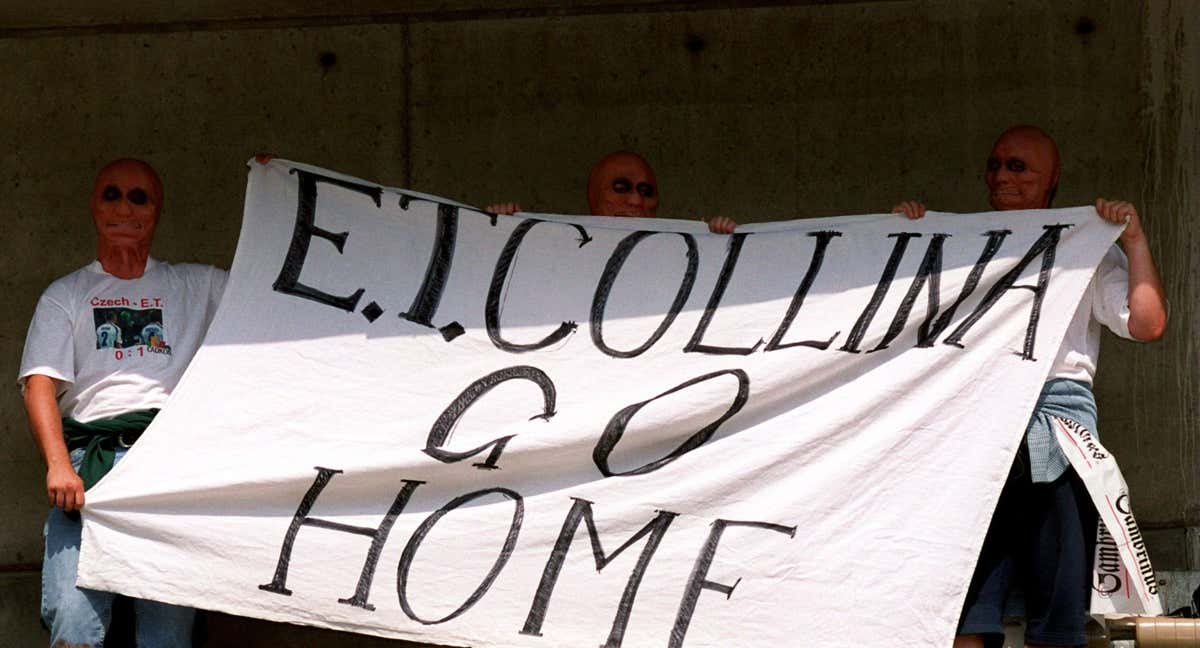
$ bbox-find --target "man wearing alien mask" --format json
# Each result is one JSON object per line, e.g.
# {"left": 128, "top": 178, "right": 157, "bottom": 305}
{"left": 19, "top": 158, "right": 226, "bottom": 647}
{"left": 488, "top": 149, "right": 738, "bottom": 233}
{"left": 893, "top": 126, "right": 1168, "bottom": 648}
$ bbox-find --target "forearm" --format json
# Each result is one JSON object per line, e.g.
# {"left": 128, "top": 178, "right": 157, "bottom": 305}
{"left": 1120, "top": 233, "right": 1168, "bottom": 341}
{"left": 23, "top": 375, "right": 70, "bottom": 470}
{"left": 25, "top": 375, "right": 86, "bottom": 510}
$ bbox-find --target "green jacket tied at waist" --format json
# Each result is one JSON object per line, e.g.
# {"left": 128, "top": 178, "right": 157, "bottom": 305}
{"left": 62, "top": 409, "right": 158, "bottom": 490}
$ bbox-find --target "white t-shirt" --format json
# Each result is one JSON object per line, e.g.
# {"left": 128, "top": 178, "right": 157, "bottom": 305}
{"left": 19, "top": 258, "right": 227, "bottom": 422}
{"left": 1049, "top": 245, "right": 1135, "bottom": 383}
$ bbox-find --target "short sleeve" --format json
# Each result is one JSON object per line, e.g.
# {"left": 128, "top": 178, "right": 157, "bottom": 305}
{"left": 1091, "top": 245, "right": 1135, "bottom": 340}
{"left": 18, "top": 290, "right": 76, "bottom": 390}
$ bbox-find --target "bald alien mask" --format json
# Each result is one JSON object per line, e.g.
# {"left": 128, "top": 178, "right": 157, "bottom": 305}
{"left": 586, "top": 151, "right": 659, "bottom": 217}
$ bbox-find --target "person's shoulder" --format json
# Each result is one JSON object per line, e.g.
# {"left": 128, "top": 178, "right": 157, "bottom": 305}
{"left": 40, "top": 262, "right": 101, "bottom": 301}
{"left": 26, "top": 264, "right": 96, "bottom": 325}
{"left": 157, "top": 261, "right": 227, "bottom": 280}
{"left": 157, "top": 261, "right": 229, "bottom": 301}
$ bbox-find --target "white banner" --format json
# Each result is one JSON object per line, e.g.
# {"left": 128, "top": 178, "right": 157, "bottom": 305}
{"left": 79, "top": 159, "right": 1123, "bottom": 647}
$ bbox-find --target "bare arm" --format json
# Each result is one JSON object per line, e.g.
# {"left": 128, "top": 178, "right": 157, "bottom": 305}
{"left": 23, "top": 374, "right": 84, "bottom": 511}
{"left": 1095, "top": 198, "right": 1168, "bottom": 341}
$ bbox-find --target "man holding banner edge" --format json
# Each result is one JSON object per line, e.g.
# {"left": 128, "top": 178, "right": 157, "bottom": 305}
{"left": 487, "top": 149, "right": 740, "bottom": 234}
{"left": 894, "top": 125, "right": 1168, "bottom": 648}
{"left": 19, "top": 158, "right": 226, "bottom": 647}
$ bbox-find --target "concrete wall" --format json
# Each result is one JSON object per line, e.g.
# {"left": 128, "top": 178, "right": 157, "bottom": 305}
{"left": 1, "top": 1, "right": 1195, "bottom": 645}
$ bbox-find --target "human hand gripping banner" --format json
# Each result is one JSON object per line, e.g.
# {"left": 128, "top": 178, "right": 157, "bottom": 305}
{"left": 78, "top": 159, "right": 1138, "bottom": 647}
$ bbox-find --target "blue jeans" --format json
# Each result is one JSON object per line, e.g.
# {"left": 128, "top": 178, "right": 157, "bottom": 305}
{"left": 41, "top": 448, "right": 194, "bottom": 647}
{"left": 957, "top": 463, "right": 1096, "bottom": 646}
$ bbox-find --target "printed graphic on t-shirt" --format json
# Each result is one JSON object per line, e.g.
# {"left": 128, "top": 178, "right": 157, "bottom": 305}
{"left": 96, "top": 321, "right": 122, "bottom": 348}
{"left": 93, "top": 307, "right": 171, "bottom": 356}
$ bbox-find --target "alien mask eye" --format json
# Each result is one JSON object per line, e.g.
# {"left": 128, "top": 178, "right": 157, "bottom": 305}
{"left": 102, "top": 185, "right": 121, "bottom": 202}
{"left": 635, "top": 182, "right": 656, "bottom": 198}
{"left": 127, "top": 188, "right": 148, "bottom": 206}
